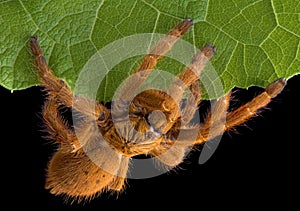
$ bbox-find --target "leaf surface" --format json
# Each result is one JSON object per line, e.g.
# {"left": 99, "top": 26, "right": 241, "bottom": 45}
{"left": 0, "top": 0, "right": 299, "bottom": 101}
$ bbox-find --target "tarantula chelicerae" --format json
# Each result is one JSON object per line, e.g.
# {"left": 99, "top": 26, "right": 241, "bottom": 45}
{"left": 30, "top": 19, "right": 286, "bottom": 201}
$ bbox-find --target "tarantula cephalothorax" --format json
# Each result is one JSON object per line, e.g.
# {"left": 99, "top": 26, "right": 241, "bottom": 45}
{"left": 30, "top": 19, "right": 286, "bottom": 201}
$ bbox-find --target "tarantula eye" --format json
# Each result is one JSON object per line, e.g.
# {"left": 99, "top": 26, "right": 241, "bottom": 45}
{"left": 98, "top": 112, "right": 105, "bottom": 121}
{"left": 160, "top": 141, "right": 168, "bottom": 147}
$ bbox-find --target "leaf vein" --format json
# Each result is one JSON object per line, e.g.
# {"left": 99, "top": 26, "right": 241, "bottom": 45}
{"left": 90, "top": 0, "right": 105, "bottom": 40}
{"left": 278, "top": 25, "right": 300, "bottom": 38}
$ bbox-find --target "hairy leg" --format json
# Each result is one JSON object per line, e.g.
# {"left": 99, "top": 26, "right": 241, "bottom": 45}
{"left": 30, "top": 36, "right": 109, "bottom": 121}
{"left": 168, "top": 44, "right": 215, "bottom": 103}
{"left": 180, "top": 79, "right": 201, "bottom": 127}
{"left": 171, "top": 78, "right": 286, "bottom": 145}
{"left": 42, "top": 97, "right": 81, "bottom": 152}
{"left": 116, "top": 19, "right": 194, "bottom": 102}
{"left": 195, "top": 90, "right": 231, "bottom": 144}
{"left": 135, "top": 18, "right": 194, "bottom": 73}
{"left": 225, "top": 78, "right": 286, "bottom": 129}
{"left": 152, "top": 78, "right": 286, "bottom": 168}
{"left": 157, "top": 45, "right": 215, "bottom": 133}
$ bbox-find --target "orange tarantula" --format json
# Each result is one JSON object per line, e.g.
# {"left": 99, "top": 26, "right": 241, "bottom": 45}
{"left": 30, "top": 19, "right": 286, "bottom": 201}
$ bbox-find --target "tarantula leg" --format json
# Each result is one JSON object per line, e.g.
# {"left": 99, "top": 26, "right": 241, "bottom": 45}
{"left": 225, "top": 78, "right": 286, "bottom": 130}
{"left": 189, "top": 79, "right": 202, "bottom": 104}
{"left": 29, "top": 36, "right": 108, "bottom": 121}
{"left": 175, "top": 78, "right": 286, "bottom": 145}
{"left": 168, "top": 44, "right": 216, "bottom": 104}
{"left": 42, "top": 97, "right": 81, "bottom": 151}
{"left": 135, "top": 18, "right": 194, "bottom": 73}
{"left": 196, "top": 91, "right": 231, "bottom": 143}
{"left": 180, "top": 79, "right": 202, "bottom": 126}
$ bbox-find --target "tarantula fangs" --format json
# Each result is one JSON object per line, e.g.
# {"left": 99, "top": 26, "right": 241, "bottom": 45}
{"left": 29, "top": 19, "right": 286, "bottom": 202}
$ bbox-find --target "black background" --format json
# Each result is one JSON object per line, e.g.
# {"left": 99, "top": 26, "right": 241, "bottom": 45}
{"left": 1, "top": 74, "right": 299, "bottom": 209}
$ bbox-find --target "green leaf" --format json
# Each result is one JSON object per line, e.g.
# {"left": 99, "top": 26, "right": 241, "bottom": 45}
{"left": 0, "top": 0, "right": 299, "bottom": 101}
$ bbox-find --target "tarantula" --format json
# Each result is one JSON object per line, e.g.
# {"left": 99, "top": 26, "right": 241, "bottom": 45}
{"left": 29, "top": 19, "right": 286, "bottom": 201}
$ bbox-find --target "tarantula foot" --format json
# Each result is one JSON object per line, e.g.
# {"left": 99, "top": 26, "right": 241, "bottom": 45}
{"left": 266, "top": 78, "right": 286, "bottom": 98}
{"left": 172, "top": 18, "right": 194, "bottom": 35}
{"left": 200, "top": 44, "right": 216, "bottom": 59}
{"left": 29, "top": 35, "right": 43, "bottom": 57}
{"left": 29, "top": 35, "right": 38, "bottom": 43}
